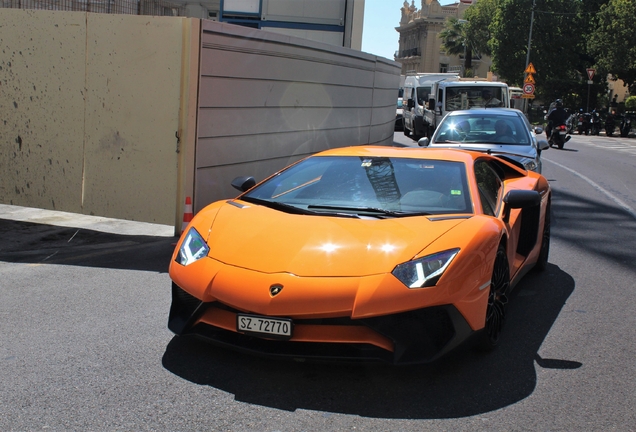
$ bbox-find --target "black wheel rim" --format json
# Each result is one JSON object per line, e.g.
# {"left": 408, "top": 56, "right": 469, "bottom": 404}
{"left": 485, "top": 249, "right": 510, "bottom": 344}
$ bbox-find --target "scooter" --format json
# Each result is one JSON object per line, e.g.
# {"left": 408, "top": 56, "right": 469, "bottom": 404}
{"left": 549, "top": 123, "right": 571, "bottom": 149}
{"left": 590, "top": 111, "right": 602, "bottom": 135}
{"left": 605, "top": 116, "right": 616, "bottom": 137}
{"left": 577, "top": 112, "right": 591, "bottom": 135}
{"left": 619, "top": 114, "right": 632, "bottom": 137}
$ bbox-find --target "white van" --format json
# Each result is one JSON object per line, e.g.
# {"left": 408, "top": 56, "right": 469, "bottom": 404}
{"left": 403, "top": 74, "right": 510, "bottom": 140}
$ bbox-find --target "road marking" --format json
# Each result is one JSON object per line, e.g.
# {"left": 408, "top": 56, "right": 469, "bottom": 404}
{"left": 543, "top": 158, "right": 636, "bottom": 221}
{"left": 576, "top": 137, "right": 636, "bottom": 154}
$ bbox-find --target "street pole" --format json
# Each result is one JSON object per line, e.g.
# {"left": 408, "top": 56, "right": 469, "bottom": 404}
{"left": 524, "top": 0, "right": 536, "bottom": 116}
{"left": 525, "top": 0, "right": 536, "bottom": 69}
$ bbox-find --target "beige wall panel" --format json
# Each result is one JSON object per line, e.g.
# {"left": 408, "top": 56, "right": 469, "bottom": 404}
{"left": 0, "top": 9, "right": 86, "bottom": 211}
{"left": 199, "top": 48, "right": 376, "bottom": 87}
{"left": 197, "top": 106, "right": 372, "bottom": 138}
{"left": 196, "top": 119, "right": 372, "bottom": 168}
{"left": 81, "top": 14, "right": 185, "bottom": 224}
{"left": 198, "top": 76, "right": 373, "bottom": 108}
{"left": 195, "top": 124, "right": 372, "bottom": 203}
{"left": 193, "top": 20, "right": 400, "bottom": 212}
{"left": 261, "top": 27, "right": 344, "bottom": 47}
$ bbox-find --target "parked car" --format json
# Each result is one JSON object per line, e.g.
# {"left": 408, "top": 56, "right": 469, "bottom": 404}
{"left": 418, "top": 108, "right": 549, "bottom": 173}
{"left": 395, "top": 97, "right": 404, "bottom": 131}
{"left": 168, "top": 146, "right": 551, "bottom": 364}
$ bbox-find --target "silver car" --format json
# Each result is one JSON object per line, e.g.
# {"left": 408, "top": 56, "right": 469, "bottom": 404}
{"left": 418, "top": 108, "right": 549, "bottom": 173}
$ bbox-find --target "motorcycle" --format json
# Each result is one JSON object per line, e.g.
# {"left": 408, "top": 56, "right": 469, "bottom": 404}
{"left": 605, "top": 115, "right": 616, "bottom": 137}
{"left": 549, "top": 123, "right": 571, "bottom": 149}
{"left": 577, "top": 112, "right": 591, "bottom": 135}
{"left": 590, "top": 111, "right": 602, "bottom": 136}
{"left": 619, "top": 113, "right": 633, "bottom": 137}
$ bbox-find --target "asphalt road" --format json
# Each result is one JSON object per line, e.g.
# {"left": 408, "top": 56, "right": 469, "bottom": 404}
{"left": 1, "top": 131, "right": 635, "bottom": 431}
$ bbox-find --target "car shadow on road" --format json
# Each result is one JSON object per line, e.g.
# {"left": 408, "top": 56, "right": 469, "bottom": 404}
{"left": 0, "top": 219, "right": 176, "bottom": 273}
{"left": 162, "top": 264, "right": 576, "bottom": 419}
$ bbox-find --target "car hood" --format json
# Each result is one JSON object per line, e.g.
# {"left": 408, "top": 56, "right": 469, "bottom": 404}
{"left": 428, "top": 142, "right": 537, "bottom": 159}
{"left": 205, "top": 201, "right": 469, "bottom": 277}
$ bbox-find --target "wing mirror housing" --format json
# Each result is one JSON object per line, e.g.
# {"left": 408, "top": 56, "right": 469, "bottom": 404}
{"left": 502, "top": 189, "right": 541, "bottom": 223}
{"left": 537, "top": 139, "right": 549, "bottom": 151}
{"left": 534, "top": 126, "right": 544, "bottom": 134}
{"left": 428, "top": 98, "right": 436, "bottom": 111}
{"left": 231, "top": 176, "right": 256, "bottom": 192}
{"left": 418, "top": 137, "right": 430, "bottom": 147}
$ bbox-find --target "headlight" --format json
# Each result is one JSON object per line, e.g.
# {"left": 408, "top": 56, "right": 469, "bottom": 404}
{"left": 523, "top": 160, "right": 538, "bottom": 172}
{"left": 176, "top": 227, "right": 209, "bottom": 266}
{"left": 392, "top": 248, "right": 459, "bottom": 288}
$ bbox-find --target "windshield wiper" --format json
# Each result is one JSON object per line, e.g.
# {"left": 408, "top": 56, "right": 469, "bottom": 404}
{"left": 240, "top": 197, "right": 317, "bottom": 215}
{"left": 241, "top": 197, "right": 359, "bottom": 218}
{"left": 308, "top": 204, "right": 431, "bottom": 218}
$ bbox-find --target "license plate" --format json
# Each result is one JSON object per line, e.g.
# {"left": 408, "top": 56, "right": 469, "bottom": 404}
{"left": 237, "top": 314, "right": 293, "bottom": 339}
{"left": 578, "top": 122, "right": 582, "bottom": 125}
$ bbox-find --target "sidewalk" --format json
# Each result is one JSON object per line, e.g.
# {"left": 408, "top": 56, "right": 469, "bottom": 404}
{"left": 0, "top": 203, "right": 175, "bottom": 237}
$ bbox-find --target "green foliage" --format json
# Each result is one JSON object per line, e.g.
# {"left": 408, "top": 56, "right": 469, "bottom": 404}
{"left": 462, "top": 0, "right": 495, "bottom": 57}
{"left": 588, "top": 0, "right": 636, "bottom": 93}
{"left": 458, "top": 0, "right": 633, "bottom": 110}
{"left": 440, "top": 17, "right": 472, "bottom": 76}
{"left": 626, "top": 96, "right": 636, "bottom": 110}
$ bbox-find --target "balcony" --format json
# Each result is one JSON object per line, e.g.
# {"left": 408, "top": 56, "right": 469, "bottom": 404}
{"left": 396, "top": 47, "right": 421, "bottom": 59}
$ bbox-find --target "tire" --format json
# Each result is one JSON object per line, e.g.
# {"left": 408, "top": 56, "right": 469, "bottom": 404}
{"left": 535, "top": 202, "right": 551, "bottom": 272}
{"left": 476, "top": 245, "right": 510, "bottom": 351}
{"left": 403, "top": 126, "right": 410, "bottom": 137}
{"left": 557, "top": 140, "right": 564, "bottom": 149}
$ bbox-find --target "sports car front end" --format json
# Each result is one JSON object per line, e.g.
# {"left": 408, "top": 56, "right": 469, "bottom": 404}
{"left": 168, "top": 147, "right": 538, "bottom": 364}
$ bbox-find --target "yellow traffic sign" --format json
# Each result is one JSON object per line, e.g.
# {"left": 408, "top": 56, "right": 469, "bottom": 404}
{"left": 521, "top": 94, "right": 535, "bottom": 99}
{"left": 525, "top": 63, "right": 536, "bottom": 74}
{"left": 524, "top": 74, "right": 535, "bottom": 84}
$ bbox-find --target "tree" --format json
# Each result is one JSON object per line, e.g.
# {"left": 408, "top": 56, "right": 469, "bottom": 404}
{"left": 439, "top": 17, "right": 473, "bottom": 77}
{"left": 626, "top": 96, "right": 636, "bottom": 111}
{"left": 462, "top": 0, "right": 496, "bottom": 59}
{"left": 486, "top": 0, "right": 596, "bottom": 103}
{"left": 589, "top": 0, "right": 636, "bottom": 94}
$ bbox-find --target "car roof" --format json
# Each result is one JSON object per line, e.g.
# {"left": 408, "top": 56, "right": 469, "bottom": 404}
{"left": 445, "top": 108, "right": 524, "bottom": 117}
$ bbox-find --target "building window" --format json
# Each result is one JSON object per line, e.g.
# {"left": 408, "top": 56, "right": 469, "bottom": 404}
{"left": 440, "top": 64, "right": 448, "bottom": 73}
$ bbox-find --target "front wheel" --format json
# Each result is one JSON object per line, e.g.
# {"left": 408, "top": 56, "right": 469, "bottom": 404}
{"left": 476, "top": 245, "right": 510, "bottom": 351}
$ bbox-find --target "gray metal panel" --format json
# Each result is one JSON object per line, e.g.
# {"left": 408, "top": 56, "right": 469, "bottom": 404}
{"left": 194, "top": 20, "right": 400, "bottom": 212}
{"left": 261, "top": 0, "right": 346, "bottom": 26}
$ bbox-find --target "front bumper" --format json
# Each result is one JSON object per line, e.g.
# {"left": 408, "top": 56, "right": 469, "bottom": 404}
{"left": 168, "top": 282, "right": 474, "bottom": 365}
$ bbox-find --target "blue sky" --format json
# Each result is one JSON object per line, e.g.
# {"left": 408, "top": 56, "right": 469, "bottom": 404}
{"left": 361, "top": 0, "right": 456, "bottom": 60}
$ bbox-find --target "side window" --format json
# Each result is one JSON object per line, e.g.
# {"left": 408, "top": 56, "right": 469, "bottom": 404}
{"left": 474, "top": 160, "right": 503, "bottom": 216}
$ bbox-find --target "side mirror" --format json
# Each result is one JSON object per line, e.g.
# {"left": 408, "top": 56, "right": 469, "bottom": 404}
{"left": 502, "top": 189, "right": 541, "bottom": 223}
{"left": 537, "top": 139, "right": 549, "bottom": 151}
{"left": 428, "top": 98, "right": 436, "bottom": 111}
{"left": 534, "top": 126, "right": 544, "bottom": 135}
{"left": 231, "top": 176, "right": 256, "bottom": 192}
{"left": 407, "top": 99, "right": 414, "bottom": 110}
{"left": 418, "top": 137, "right": 430, "bottom": 147}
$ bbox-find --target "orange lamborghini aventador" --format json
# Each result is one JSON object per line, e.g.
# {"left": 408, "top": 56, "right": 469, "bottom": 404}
{"left": 168, "top": 147, "right": 551, "bottom": 364}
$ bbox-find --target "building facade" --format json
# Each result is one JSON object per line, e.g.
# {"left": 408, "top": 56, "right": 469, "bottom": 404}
{"left": 177, "top": 0, "right": 364, "bottom": 51}
{"left": 395, "top": 0, "right": 492, "bottom": 78}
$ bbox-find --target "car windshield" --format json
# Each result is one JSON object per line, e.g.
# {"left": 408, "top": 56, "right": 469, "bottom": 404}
{"left": 445, "top": 86, "right": 506, "bottom": 110}
{"left": 242, "top": 156, "right": 472, "bottom": 217}
{"left": 432, "top": 113, "right": 531, "bottom": 146}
